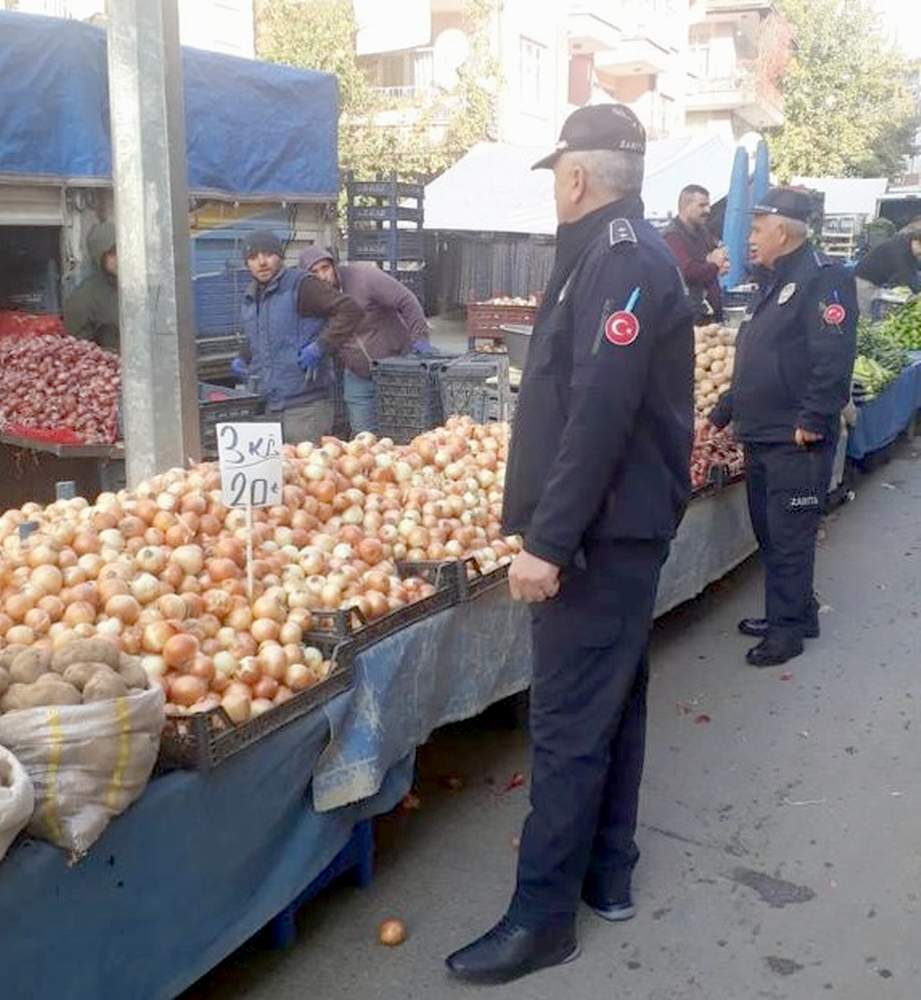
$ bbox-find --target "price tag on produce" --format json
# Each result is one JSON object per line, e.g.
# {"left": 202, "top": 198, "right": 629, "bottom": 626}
{"left": 216, "top": 422, "right": 283, "bottom": 509}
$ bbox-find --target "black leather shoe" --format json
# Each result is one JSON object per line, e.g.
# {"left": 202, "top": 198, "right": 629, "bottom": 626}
{"left": 445, "top": 916, "right": 580, "bottom": 985}
{"left": 738, "top": 617, "right": 820, "bottom": 639}
{"left": 746, "top": 636, "right": 804, "bottom": 667}
{"left": 582, "top": 890, "right": 636, "bottom": 923}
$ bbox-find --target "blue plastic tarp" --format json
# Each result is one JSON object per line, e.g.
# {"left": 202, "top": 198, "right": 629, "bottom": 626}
{"left": 0, "top": 11, "right": 338, "bottom": 199}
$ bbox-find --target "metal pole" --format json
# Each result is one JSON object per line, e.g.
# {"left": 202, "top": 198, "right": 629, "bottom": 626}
{"left": 106, "top": 0, "right": 200, "bottom": 486}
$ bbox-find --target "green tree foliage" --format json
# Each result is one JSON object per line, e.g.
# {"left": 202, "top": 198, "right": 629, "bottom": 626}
{"left": 772, "top": 0, "right": 917, "bottom": 179}
{"left": 255, "top": 0, "right": 498, "bottom": 187}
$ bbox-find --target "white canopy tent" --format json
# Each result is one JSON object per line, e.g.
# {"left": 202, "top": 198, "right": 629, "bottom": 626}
{"left": 793, "top": 176, "right": 889, "bottom": 216}
{"left": 424, "top": 134, "right": 740, "bottom": 235}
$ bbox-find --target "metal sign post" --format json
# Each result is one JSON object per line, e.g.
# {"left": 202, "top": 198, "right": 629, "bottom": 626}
{"left": 107, "top": 0, "right": 201, "bottom": 486}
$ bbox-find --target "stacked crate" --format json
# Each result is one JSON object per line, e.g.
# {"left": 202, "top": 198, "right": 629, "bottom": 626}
{"left": 346, "top": 174, "right": 426, "bottom": 306}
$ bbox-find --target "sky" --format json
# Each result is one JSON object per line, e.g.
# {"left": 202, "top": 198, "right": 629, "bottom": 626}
{"left": 875, "top": 0, "right": 921, "bottom": 58}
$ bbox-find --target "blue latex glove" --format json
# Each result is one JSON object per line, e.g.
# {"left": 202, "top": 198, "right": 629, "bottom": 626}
{"left": 230, "top": 357, "right": 248, "bottom": 380}
{"left": 297, "top": 340, "right": 324, "bottom": 373}
{"left": 410, "top": 339, "right": 437, "bottom": 356}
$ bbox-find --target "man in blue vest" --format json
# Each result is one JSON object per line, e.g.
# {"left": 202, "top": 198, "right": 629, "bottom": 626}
{"left": 232, "top": 231, "right": 363, "bottom": 444}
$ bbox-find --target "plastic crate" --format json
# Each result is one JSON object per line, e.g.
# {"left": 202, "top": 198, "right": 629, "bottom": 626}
{"left": 267, "top": 820, "right": 374, "bottom": 949}
{"left": 348, "top": 230, "right": 425, "bottom": 262}
{"left": 722, "top": 285, "right": 757, "bottom": 310}
{"left": 401, "top": 557, "right": 510, "bottom": 602}
{"left": 198, "top": 381, "right": 263, "bottom": 458}
{"left": 439, "top": 353, "right": 512, "bottom": 423}
{"left": 157, "top": 637, "right": 353, "bottom": 771}
{"left": 348, "top": 178, "right": 425, "bottom": 200}
{"left": 466, "top": 300, "right": 539, "bottom": 348}
{"left": 371, "top": 354, "right": 458, "bottom": 444}
{"left": 349, "top": 204, "right": 424, "bottom": 224}
{"left": 305, "top": 561, "right": 462, "bottom": 650}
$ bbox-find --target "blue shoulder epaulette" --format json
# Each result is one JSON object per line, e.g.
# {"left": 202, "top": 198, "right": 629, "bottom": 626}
{"left": 812, "top": 248, "right": 832, "bottom": 267}
{"left": 609, "top": 219, "right": 638, "bottom": 248}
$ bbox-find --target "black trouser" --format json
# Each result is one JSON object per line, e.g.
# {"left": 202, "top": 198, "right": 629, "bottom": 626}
{"left": 508, "top": 539, "right": 669, "bottom": 928}
{"left": 744, "top": 440, "right": 835, "bottom": 640}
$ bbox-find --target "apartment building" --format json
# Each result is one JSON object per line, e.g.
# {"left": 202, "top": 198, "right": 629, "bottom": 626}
{"left": 685, "top": 0, "right": 787, "bottom": 141}
{"left": 355, "top": 0, "right": 786, "bottom": 146}
{"left": 355, "top": 0, "right": 571, "bottom": 148}
{"left": 7, "top": 0, "right": 256, "bottom": 58}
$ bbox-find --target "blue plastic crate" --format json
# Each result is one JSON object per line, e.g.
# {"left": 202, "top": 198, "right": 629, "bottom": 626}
{"left": 266, "top": 820, "right": 375, "bottom": 949}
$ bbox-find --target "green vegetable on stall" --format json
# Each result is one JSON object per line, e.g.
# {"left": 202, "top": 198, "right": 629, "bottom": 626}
{"left": 852, "top": 354, "right": 897, "bottom": 401}
{"left": 877, "top": 298, "right": 921, "bottom": 350}
{"left": 856, "top": 317, "right": 909, "bottom": 373}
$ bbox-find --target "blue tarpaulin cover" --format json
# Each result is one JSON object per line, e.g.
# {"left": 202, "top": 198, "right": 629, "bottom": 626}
{"left": 0, "top": 11, "right": 338, "bottom": 199}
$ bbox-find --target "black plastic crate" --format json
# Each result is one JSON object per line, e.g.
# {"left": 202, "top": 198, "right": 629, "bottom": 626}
{"left": 393, "top": 268, "right": 426, "bottom": 302}
{"left": 347, "top": 178, "right": 425, "bottom": 200}
{"left": 349, "top": 204, "right": 424, "bottom": 224}
{"left": 198, "top": 381, "right": 263, "bottom": 458}
{"left": 399, "top": 557, "right": 510, "bottom": 602}
{"left": 439, "top": 353, "right": 512, "bottom": 423}
{"left": 722, "top": 286, "right": 757, "bottom": 310}
{"left": 157, "top": 637, "right": 353, "bottom": 771}
{"left": 371, "top": 354, "right": 458, "bottom": 444}
{"left": 348, "top": 230, "right": 425, "bottom": 262}
{"left": 305, "top": 561, "right": 462, "bottom": 650}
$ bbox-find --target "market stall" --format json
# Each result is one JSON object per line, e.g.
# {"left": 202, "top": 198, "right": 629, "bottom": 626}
{"left": 0, "top": 392, "right": 765, "bottom": 999}
{"left": 848, "top": 300, "right": 921, "bottom": 461}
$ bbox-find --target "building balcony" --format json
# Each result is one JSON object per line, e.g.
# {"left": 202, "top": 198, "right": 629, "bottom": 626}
{"left": 686, "top": 71, "right": 784, "bottom": 128}
{"left": 594, "top": 35, "right": 672, "bottom": 78}
{"left": 568, "top": 4, "right": 623, "bottom": 54}
{"left": 371, "top": 84, "right": 435, "bottom": 102}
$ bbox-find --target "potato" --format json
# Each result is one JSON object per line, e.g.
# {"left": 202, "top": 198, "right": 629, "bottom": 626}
{"left": 118, "top": 655, "right": 148, "bottom": 690}
{"left": 1, "top": 678, "right": 81, "bottom": 712}
{"left": 0, "top": 645, "right": 27, "bottom": 672}
{"left": 10, "top": 647, "right": 52, "bottom": 685}
{"left": 62, "top": 661, "right": 114, "bottom": 692}
{"left": 51, "top": 638, "right": 120, "bottom": 673}
{"left": 0, "top": 666, "right": 9, "bottom": 698}
{"left": 82, "top": 669, "right": 129, "bottom": 704}
{"left": 710, "top": 360, "right": 724, "bottom": 376}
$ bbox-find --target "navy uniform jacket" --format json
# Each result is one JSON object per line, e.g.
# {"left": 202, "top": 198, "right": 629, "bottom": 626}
{"left": 501, "top": 195, "right": 694, "bottom": 570}
{"left": 711, "top": 243, "right": 857, "bottom": 443}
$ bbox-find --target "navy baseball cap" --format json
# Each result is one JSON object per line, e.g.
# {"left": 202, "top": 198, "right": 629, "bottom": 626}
{"left": 243, "top": 230, "right": 284, "bottom": 259}
{"left": 532, "top": 103, "right": 646, "bottom": 171}
{"left": 752, "top": 187, "right": 813, "bottom": 223}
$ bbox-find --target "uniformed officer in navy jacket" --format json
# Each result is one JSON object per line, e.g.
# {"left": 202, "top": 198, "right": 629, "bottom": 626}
{"left": 446, "top": 104, "right": 694, "bottom": 986}
{"left": 710, "top": 188, "right": 857, "bottom": 667}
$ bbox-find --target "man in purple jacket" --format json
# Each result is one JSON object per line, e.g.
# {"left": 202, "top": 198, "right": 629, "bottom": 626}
{"left": 299, "top": 247, "right": 432, "bottom": 433}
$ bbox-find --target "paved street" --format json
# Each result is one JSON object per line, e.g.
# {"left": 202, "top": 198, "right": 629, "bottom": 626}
{"left": 187, "top": 444, "right": 921, "bottom": 1000}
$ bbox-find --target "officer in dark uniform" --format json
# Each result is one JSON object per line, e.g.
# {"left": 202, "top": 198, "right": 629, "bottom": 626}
{"left": 445, "top": 105, "right": 694, "bottom": 986}
{"left": 710, "top": 188, "right": 857, "bottom": 667}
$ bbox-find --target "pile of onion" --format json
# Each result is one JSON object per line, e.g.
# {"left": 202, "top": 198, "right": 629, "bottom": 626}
{"left": 0, "top": 417, "right": 521, "bottom": 719}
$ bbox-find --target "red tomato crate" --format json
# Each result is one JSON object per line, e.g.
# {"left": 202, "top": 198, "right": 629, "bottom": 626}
{"left": 466, "top": 300, "right": 539, "bottom": 350}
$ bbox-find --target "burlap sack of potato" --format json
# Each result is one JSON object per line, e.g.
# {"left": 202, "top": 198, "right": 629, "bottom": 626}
{"left": 0, "top": 686, "right": 164, "bottom": 858}
{"left": 0, "top": 745, "right": 34, "bottom": 862}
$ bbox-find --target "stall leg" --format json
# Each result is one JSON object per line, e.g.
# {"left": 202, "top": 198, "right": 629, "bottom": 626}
{"left": 353, "top": 819, "right": 375, "bottom": 888}
{"left": 265, "top": 820, "right": 376, "bottom": 950}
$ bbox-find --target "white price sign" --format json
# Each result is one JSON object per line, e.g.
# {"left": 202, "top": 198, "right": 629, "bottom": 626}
{"left": 216, "top": 422, "right": 284, "bottom": 509}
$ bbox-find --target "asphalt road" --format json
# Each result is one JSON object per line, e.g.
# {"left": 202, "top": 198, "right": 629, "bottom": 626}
{"left": 186, "top": 443, "right": 921, "bottom": 1000}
